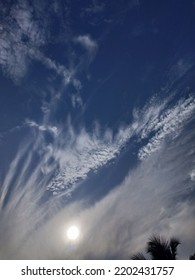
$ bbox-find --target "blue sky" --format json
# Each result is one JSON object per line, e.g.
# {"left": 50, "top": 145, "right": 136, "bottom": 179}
{"left": 0, "top": 0, "right": 195, "bottom": 259}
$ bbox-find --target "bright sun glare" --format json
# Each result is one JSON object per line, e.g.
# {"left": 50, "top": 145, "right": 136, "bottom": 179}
{"left": 67, "top": 225, "right": 80, "bottom": 240}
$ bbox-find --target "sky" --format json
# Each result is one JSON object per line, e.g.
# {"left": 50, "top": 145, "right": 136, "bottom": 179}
{"left": 0, "top": 0, "right": 195, "bottom": 260}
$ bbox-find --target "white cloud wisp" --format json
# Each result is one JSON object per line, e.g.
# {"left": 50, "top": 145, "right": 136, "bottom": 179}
{"left": 0, "top": 94, "right": 195, "bottom": 259}
{"left": 44, "top": 95, "right": 195, "bottom": 196}
{"left": 1, "top": 116, "right": 194, "bottom": 259}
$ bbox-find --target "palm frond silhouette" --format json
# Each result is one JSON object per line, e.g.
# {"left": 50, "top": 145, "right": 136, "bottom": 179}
{"left": 147, "top": 235, "right": 180, "bottom": 260}
{"left": 189, "top": 253, "right": 195, "bottom": 260}
{"left": 131, "top": 253, "right": 147, "bottom": 260}
{"left": 130, "top": 235, "right": 180, "bottom": 260}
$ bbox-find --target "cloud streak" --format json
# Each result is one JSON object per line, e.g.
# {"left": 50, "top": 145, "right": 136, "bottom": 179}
{"left": 0, "top": 0, "right": 75, "bottom": 85}
{"left": 138, "top": 96, "right": 195, "bottom": 159}
{"left": 74, "top": 35, "right": 98, "bottom": 54}
{"left": 44, "top": 94, "right": 195, "bottom": 196}
{"left": 25, "top": 119, "right": 59, "bottom": 137}
{"left": 1, "top": 1, "right": 195, "bottom": 261}
{"left": 1, "top": 94, "right": 195, "bottom": 200}
{"left": 1, "top": 113, "right": 194, "bottom": 259}
{"left": 0, "top": 0, "right": 45, "bottom": 81}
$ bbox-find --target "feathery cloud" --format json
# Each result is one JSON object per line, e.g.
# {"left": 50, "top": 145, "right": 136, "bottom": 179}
{"left": 74, "top": 35, "right": 98, "bottom": 55}
{"left": 0, "top": 0, "right": 45, "bottom": 81}
{"left": 25, "top": 119, "right": 59, "bottom": 137}
{"left": 44, "top": 95, "right": 195, "bottom": 195}
{"left": 2, "top": 119, "right": 194, "bottom": 259}
{"left": 138, "top": 96, "right": 195, "bottom": 159}
{"left": 1, "top": 93, "right": 195, "bottom": 259}
{"left": 0, "top": 0, "right": 74, "bottom": 84}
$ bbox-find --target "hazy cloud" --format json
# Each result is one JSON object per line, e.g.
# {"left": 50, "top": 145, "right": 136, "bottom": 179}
{"left": 138, "top": 96, "right": 195, "bottom": 159}
{"left": 25, "top": 119, "right": 59, "bottom": 137}
{"left": 0, "top": 0, "right": 73, "bottom": 83}
{"left": 190, "top": 170, "right": 195, "bottom": 181}
{"left": 83, "top": 0, "right": 105, "bottom": 15}
{"left": 75, "top": 35, "right": 98, "bottom": 55}
{"left": 0, "top": 0, "right": 45, "bottom": 81}
{"left": 1, "top": 118, "right": 194, "bottom": 259}
{"left": 1, "top": 0, "right": 195, "bottom": 261}
{"left": 45, "top": 95, "right": 195, "bottom": 196}
{"left": 29, "top": 49, "right": 74, "bottom": 85}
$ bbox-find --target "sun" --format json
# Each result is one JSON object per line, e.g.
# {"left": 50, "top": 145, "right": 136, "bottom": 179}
{"left": 67, "top": 225, "right": 80, "bottom": 241}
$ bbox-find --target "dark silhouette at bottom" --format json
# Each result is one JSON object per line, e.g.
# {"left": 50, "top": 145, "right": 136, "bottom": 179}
{"left": 130, "top": 235, "right": 195, "bottom": 260}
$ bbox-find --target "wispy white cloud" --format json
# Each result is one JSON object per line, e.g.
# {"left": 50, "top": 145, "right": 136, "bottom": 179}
{"left": 0, "top": 0, "right": 75, "bottom": 85}
{"left": 0, "top": 0, "right": 101, "bottom": 122}
{"left": 138, "top": 96, "right": 195, "bottom": 159}
{"left": 45, "top": 95, "right": 195, "bottom": 195}
{"left": 29, "top": 49, "right": 74, "bottom": 85}
{"left": 83, "top": 0, "right": 105, "bottom": 14}
{"left": 0, "top": 0, "right": 94, "bottom": 116}
{"left": 167, "top": 58, "right": 194, "bottom": 85}
{"left": 190, "top": 170, "right": 195, "bottom": 181}
{"left": 71, "top": 93, "right": 84, "bottom": 109}
{"left": 0, "top": 28, "right": 28, "bottom": 81}
{"left": 74, "top": 34, "right": 98, "bottom": 55}
{"left": 0, "top": 93, "right": 195, "bottom": 259}
{"left": 25, "top": 119, "right": 59, "bottom": 137}
{"left": 0, "top": 140, "right": 46, "bottom": 257}
{"left": 10, "top": 0, "right": 45, "bottom": 45}
{"left": 47, "top": 124, "right": 122, "bottom": 195}
{"left": 2, "top": 120, "right": 194, "bottom": 259}
{"left": 46, "top": 125, "right": 195, "bottom": 259}
{"left": 2, "top": 96, "right": 195, "bottom": 199}
{"left": 2, "top": 94, "right": 194, "bottom": 199}
{"left": 0, "top": 0, "right": 45, "bottom": 82}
